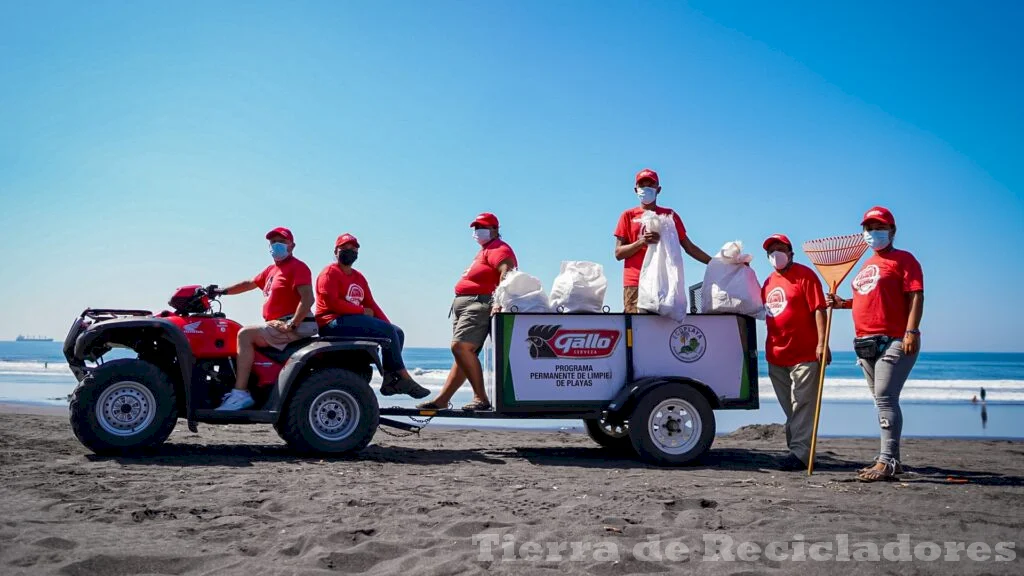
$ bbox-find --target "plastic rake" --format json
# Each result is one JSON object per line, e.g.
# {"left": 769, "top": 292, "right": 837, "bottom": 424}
{"left": 802, "top": 234, "right": 869, "bottom": 476}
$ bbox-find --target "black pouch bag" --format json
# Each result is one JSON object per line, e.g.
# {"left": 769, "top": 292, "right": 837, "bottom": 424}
{"left": 854, "top": 336, "right": 891, "bottom": 361}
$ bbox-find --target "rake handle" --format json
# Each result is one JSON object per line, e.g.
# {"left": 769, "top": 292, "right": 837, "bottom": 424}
{"left": 806, "top": 281, "right": 838, "bottom": 476}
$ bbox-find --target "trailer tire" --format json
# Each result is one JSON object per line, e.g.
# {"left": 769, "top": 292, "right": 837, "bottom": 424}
{"left": 278, "top": 369, "right": 379, "bottom": 455}
{"left": 628, "top": 383, "right": 715, "bottom": 466}
{"left": 583, "top": 418, "right": 634, "bottom": 453}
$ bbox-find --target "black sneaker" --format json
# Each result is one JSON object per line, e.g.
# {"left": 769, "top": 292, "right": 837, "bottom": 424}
{"left": 778, "top": 453, "right": 807, "bottom": 471}
{"left": 380, "top": 375, "right": 430, "bottom": 399}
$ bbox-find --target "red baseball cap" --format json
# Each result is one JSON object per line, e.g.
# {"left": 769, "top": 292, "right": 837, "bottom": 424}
{"left": 470, "top": 212, "right": 499, "bottom": 228}
{"left": 762, "top": 234, "right": 793, "bottom": 251}
{"left": 335, "top": 233, "right": 360, "bottom": 249}
{"left": 635, "top": 168, "right": 659, "bottom": 186}
{"left": 265, "top": 227, "right": 294, "bottom": 242}
{"left": 861, "top": 206, "right": 896, "bottom": 227}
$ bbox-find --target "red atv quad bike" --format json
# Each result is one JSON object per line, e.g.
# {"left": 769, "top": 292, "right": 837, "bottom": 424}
{"left": 63, "top": 285, "right": 413, "bottom": 456}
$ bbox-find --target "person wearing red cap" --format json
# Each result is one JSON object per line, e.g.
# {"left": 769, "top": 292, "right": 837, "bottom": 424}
{"left": 761, "top": 233, "right": 829, "bottom": 471}
{"left": 314, "top": 233, "right": 429, "bottom": 399}
{"left": 215, "top": 227, "right": 316, "bottom": 410}
{"left": 827, "top": 206, "right": 924, "bottom": 481}
{"left": 417, "top": 212, "right": 517, "bottom": 411}
{"left": 614, "top": 168, "right": 711, "bottom": 313}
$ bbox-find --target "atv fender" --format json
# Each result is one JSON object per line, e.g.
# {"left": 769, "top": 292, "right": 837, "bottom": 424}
{"left": 72, "top": 317, "right": 195, "bottom": 417}
{"left": 264, "top": 340, "right": 383, "bottom": 417}
{"left": 603, "top": 376, "right": 721, "bottom": 423}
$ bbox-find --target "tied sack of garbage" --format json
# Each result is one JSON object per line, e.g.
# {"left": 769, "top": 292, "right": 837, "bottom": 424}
{"left": 549, "top": 261, "right": 607, "bottom": 313}
{"left": 637, "top": 210, "right": 688, "bottom": 321}
{"left": 493, "top": 269, "right": 551, "bottom": 313}
{"left": 700, "top": 241, "right": 764, "bottom": 316}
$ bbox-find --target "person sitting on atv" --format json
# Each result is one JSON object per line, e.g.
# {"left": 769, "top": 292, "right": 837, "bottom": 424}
{"left": 315, "top": 233, "right": 429, "bottom": 399}
{"left": 215, "top": 227, "right": 317, "bottom": 410}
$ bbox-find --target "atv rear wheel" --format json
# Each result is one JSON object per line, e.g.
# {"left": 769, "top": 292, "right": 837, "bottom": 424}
{"left": 278, "top": 368, "right": 379, "bottom": 455}
{"left": 69, "top": 359, "right": 179, "bottom": 455}
{"left": 583, "top": 417, "right": 634, "bottom": 453}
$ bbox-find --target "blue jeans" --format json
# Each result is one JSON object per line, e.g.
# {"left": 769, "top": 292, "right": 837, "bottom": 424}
{"left": 320, "top": 315, "right": 406, "bottom": 373}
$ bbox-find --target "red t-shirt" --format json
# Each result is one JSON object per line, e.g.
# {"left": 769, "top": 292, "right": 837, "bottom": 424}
{"left": 762, "top": 263, "right": 826, "bottom": 367}
{"left": 314, "top": 265, "right": 390, "bottom": 327}
{"left": 454, "top": 239, "right": 518, "bottom": 296}
{"left": 851, "top": 249, "right": 924, "bottom": 338}
{"left": 252, "top": 257, "right": 312, "bottom": 322}
{"left": 613, "top": 206, "right": 688, "bottom": 287}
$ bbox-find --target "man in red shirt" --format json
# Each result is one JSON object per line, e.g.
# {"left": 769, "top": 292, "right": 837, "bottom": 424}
{"left": 418, "top": 213, "right": 517, "bottom": 411}
{"left": 215, "top": 227, "right": 316, "bottom": 410}
{"left": 761, "top": 233, "right": 829, "bottom": 471}
{"left": 315, "top": 233, "right": 429, "bottom": 399}
{"left": 828, "top": 206, "right": 924, "bottom": 481}
{"left": 614, "top": 168, "right": 711, "bottom": 312}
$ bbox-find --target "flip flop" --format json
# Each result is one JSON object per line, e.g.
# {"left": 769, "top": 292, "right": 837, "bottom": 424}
{"left": 461, "top": 399, "right": 492, "bottom": 411}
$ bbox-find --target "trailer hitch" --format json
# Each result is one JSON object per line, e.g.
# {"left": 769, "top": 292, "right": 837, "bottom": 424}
{"left": 378, "top": 417, "right": 423, "bottom": 437}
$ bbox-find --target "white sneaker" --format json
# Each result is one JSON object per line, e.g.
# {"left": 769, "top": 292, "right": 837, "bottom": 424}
{"left": 215, "top": 390, "right": 254, "bottom": 411}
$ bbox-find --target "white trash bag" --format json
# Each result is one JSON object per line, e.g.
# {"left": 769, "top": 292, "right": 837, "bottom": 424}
{"left": 700, "top": 241, "right": 764, "bottom": 316}
{"left": 549, "top": 261, "right": 607, "bottom": 313}
{"left": 493, "top": 269, "right": 551, "bottom": 313}
{"left": 636, "top": 210, "right": 688, "bottom": 321}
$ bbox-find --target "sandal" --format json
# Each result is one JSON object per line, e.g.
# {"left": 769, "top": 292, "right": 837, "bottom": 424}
{"left": 461, "top": 399, "right": 492, "bottom": 411}
{"left": 856, "top": 456, "right": 900, "bottom": 482}
{"left": 858, "top": 457, "right": 905, "bottom": 475}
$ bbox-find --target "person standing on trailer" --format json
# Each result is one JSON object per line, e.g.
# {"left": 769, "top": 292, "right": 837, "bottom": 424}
{"left": 215, "top": 227, "right": 317, "bottom": 411}
{"left": 613, "top": 168, "right": 711, "bottom": 313}
{"left": 827, "top": 206, "right": 924, "bottom": 482}
{"left": 418, "top": 213, "right": 517, "bottom": 412}
{"left": 315, "top": 233, "right": 430, "bottom": 399}
{"left": 761, "top": 234, "right": 829, "bottom": 471}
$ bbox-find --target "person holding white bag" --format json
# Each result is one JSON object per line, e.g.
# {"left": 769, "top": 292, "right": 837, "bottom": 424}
{"left": 613, "top": 168, "right": 711, "bottom": 313}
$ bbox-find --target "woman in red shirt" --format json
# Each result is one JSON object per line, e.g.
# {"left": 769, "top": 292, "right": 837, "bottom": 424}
{"left": 828, "top": 206, "right": 924, "bottom": 482}
{"left": 315, "top": 234, "right": 429, "bottom": 399}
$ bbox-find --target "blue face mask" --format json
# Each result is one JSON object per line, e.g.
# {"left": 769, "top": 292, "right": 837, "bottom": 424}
{"left": 863, "top": 230, "right": 891, "bottom": 250}
{"left": 270, "top": 242, "right": 290, "bottom": 261}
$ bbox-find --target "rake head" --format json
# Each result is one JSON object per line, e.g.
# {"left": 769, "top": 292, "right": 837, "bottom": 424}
{"left": 802, "top": 234, "right": 869, "bottom": 292}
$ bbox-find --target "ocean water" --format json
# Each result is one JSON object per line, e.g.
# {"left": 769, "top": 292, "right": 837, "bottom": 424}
{"left": 2, "top": 341, "right": 1021, "bottom": 438}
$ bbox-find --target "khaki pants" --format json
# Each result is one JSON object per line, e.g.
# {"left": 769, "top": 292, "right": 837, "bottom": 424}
{"left": 768, "top": 361, "right": 821, "bottom": 464}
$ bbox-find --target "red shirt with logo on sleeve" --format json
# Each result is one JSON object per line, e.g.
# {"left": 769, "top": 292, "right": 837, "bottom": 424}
{"left": 851, "top": 248, "right": 924, "bottom": 338}
{"left": 454, "top": 239, "right": 518, "bottom": 296}
{"left": 761, "top": 263, "right": 826, "bottom": 367}
{"left": 252, "top": 257, "right": 312, "bottom": 322}
{"left": 614, "top": 206, "right": 688, "bottom": 287}
{"left": 315, "top": 265, "right": 390, "bottom": 327}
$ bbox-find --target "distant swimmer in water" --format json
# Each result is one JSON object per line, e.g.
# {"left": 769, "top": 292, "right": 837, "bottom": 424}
{"left": 980, "top": 387, "right": 987, "bottom": 402}
{"left": 971, "top": 395, "right": 978, "bottom": 404}
{"left": 44, "top": 362, "right": 48, "bottom": 369}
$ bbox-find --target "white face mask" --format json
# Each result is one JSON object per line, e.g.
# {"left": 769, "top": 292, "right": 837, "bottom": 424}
{"left": 636, "top": 187, "right": 657, "bottom": 205}
{"left": 863, "top": 229, "right": 891, "bottom": 250}
{"left": 473, "top": 228, "right": 493, "bottom": 245}
{"left": 768, "top": 251, "right": 790, "bottom": 270}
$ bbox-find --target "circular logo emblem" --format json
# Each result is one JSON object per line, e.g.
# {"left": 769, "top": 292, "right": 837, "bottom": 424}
{"left": 670, "top": 324, "right": 707, "bottom": 363}
{"left": 852, "top": 264, "right": 880, "bottom": 296}
{"left": 765, "top": 287, "right": 787, "bottom": 318}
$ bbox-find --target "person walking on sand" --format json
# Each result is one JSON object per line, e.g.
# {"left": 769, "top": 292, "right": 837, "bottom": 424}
{"left": 827, "top": 207, "right": 924, "bottom": 482}
{"left": 417, "top": 213, "right": 517, "bottom": 412}
{"left": 613, "top": 168, "right": 711, "bottom": 313}
{"left": 315, "top": 233, "right": 429, "bottom": 399}
{"left": 761, "top": 234, "right": 829, "bottom": 471}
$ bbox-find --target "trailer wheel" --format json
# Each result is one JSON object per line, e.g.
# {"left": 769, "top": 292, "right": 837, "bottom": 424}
{"left": 583, "top": 418, "right": 634, "bottom": 453}
{"left": 628, "top": 383, "right": 715, "bottom": 466}
{"left": 278, "top": 368, "right": 379, "bottom": 455}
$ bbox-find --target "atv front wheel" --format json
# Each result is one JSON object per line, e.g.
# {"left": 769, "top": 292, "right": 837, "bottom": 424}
{"left": 278, "top": 369, "right": 379, "bottom": 454}
{"left": 69, "top": 359, "right": 179, "bottom": 455}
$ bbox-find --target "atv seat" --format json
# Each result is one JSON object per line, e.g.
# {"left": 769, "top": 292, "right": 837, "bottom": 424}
{"left": 256, "top": 338, "right": 315, "bottom": 364}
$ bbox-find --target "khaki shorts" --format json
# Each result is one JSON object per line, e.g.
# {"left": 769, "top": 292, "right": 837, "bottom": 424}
{"left": 623, "top": 286, "right": 640, "bottom": 314}
{"left": 258, "top": 318, "right": 318, "bottom": 350}
{"left": 452, "top": 295, "right": 492, "bottom": 347}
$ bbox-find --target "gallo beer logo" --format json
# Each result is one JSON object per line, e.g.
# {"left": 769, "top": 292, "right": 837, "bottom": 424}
{"left": 526, "top": 325, "right": 620, "bottom": 359}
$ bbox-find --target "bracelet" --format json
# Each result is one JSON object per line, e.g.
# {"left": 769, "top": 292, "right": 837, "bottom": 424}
{"left": 906, "top": 329, "right": 921, "bottom": 335}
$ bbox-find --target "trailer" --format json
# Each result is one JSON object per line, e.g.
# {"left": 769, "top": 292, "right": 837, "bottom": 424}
{"left": 380, "top": 308, "right": 759, "bottom": 465}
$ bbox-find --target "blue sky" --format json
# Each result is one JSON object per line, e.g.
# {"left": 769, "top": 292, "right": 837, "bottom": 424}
{"left": 1, "top": 1, "right": 1021, "bottom": 351}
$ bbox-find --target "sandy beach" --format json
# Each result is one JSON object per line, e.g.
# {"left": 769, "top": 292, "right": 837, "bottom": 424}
{"left": 1, "top": 404, "right": 1021, "bottom": 575}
